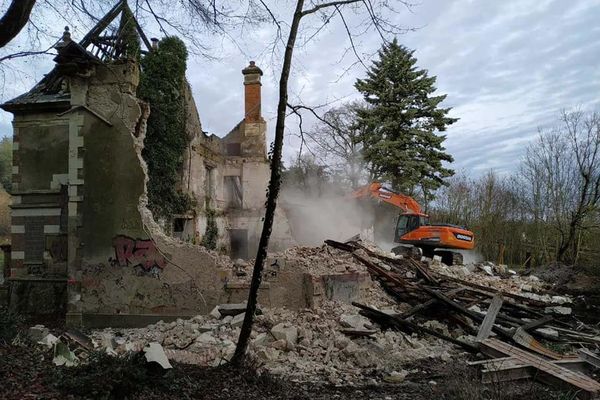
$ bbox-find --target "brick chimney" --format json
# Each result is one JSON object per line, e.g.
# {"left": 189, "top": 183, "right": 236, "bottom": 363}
{"left": 242, "top": 61, "right": 263, "bottom": 123}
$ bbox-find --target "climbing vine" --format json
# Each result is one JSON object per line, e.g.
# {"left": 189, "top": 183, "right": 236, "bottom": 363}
{"left": 201, "top": 207, "right": 218, "bottom": 250}
{"left": 138, "top": 36, "right": 193, "bottom": 220}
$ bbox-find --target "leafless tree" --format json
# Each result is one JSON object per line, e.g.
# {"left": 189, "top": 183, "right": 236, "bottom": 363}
{"left": 231, "top": 0, "right": 412, "bottom": 365}
{"left": 432, "top": 110, "right": 600, "bottom": 266}
{"left": 522, "top": 110, "right": 600, "bottom": 262}
{"left": 301, "top": 101, "right": 368, "bottom": 189}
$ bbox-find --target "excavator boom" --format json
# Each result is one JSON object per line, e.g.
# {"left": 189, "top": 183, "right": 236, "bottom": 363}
{"left": 351, "top": 182, "right": 422, "bottom": 215}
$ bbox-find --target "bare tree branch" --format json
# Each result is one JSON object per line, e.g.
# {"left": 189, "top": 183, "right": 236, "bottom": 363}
{"left": 301, "top": 0, "right": 361, "bottom": 16}
{"left": 0, "top": 0, "right": 37, "bottom": 48}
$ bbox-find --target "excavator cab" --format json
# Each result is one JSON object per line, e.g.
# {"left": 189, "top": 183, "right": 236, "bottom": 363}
{"left": 394, "top": 213, "right": 429, "bottom": 241}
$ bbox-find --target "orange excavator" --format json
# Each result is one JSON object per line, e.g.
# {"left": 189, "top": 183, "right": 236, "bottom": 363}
{"left": 352, "top": 182, "right": 475, "bottom": 265}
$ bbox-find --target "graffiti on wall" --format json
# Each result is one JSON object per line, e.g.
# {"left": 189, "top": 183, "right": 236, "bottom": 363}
{"left": 110, "top": 235, "right": 167, "bottom": 272}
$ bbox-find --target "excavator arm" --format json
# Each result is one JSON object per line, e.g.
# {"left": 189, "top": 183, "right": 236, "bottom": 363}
{"left": 351, "top": 182, "right": 423, "bottom": 215}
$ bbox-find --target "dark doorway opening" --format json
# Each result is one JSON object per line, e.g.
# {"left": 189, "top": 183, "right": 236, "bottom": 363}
{"left": 229, "top": 229, "right": 248, "bottom": 259}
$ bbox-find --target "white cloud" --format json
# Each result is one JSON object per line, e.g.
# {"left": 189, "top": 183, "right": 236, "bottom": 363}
{"left": 1, "top": 0, "right": 599, "bottom": 176}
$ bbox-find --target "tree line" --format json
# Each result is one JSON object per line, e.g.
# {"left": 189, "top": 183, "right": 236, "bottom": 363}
{"left": 295, "top": 106, "right": 600, "bottom": 267}
{"left": 431, "top": 111, "right": 600, "bottom": 267}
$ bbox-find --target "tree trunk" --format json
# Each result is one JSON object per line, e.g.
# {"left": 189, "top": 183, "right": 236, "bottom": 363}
{"left": 231, "top": 0, "right": 305, "bottom": 366}
{"left": 557, "top": 220, "right": 578, "bottom": 263}
{"left": 0, "top": 0, "right": 37, "bottom": 48}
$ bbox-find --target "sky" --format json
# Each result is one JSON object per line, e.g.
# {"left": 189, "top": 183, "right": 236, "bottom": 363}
{"left": 1, "top": 0, "right": 599, "bottom": 176}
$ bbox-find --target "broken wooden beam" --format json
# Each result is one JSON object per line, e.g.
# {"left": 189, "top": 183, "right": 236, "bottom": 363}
{"left": 578, "top": 349, "right": 600, "bottom": 369}
{"left": 479, "top": 338, "right": 600, "bottom": 399}
{"left": 476, "top": 295, "right": 503, "bottom": 341}
{"left": 520, "top": 315, "right": 554, "bottom": 331}
{"left": 399, "top": 287, "right": 464, "bottom": 319}
{"left": 352, "top": 301, "right": 480, "bottom": 353}
{"left": 511, "top": 327, "right": 563, "bottom": 360}
{"left": 434, "top": 273, "right": 548, "bottom": 308}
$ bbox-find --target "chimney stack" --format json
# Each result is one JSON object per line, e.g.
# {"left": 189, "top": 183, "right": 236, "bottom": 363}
{"left": 242, "top": 61, "right": 263, "bottom": 123}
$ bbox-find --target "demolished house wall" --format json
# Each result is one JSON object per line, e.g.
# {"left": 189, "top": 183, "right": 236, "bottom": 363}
{"left": 1, "top": 29, "right": 304, "bottom": 325}
{"left": 67, "top": 60, "right": 228, "bottom": 326}
{"left": 5, "top": 106, "right": 71, "bottom": 313}
{"left": 68, "top": 59, "right": 301, "bottom": 326}
{"left": 179, "top": 61, "right": 295, "bottom": 256}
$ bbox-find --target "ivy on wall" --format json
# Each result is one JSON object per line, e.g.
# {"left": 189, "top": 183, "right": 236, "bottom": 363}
{"left": 201, "top": 208, "right": 218, "bottom": 250}
{"left": 138, "top": 36, "right": 193, "bottom": 220}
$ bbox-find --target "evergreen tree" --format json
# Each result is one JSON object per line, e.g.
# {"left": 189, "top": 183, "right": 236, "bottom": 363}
{"left": 355, "top": 39, "right": 457, "bottom": 196}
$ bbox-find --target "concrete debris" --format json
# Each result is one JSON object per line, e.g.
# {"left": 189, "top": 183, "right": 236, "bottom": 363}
{"left": 478, "top": 265, "right": 494, "bottom": 276}
{"left": 53, "top": 341, "right": 79, "bottom": 367}
{"left": 209, "top": 306, "right": 222, "bottom": 320}
{"left": 430, "top": 260, "right": 570, "bottom": 305}
{"left": 271, "top": 323, "right": 298, "bottom": 347}
{"left": 82, "top": 299, "right": 455, "bottom": 384}
{"left": 143, "top": 342, "right": 173, "bottom": 369}
{"left": 27, "top": 240, "right": 589, "bottom": 386}
{"left": 266, "top": 245, "right": 365, "bottom": 276}
{"left": 383, "top": 369, "right": 409, "bottom": 383}
{"left": 38, "top": 333, "right": 60, "bottom": 349}
{"left": 339, "top": 314, "right": 373, "bottom": 331}
{"left": 545, "top": 306, "right": 572, "bottom": 315}
{"left": 230, "top": 312, "right": 246, "bottom": 328}
{"left": 551, "top": 296, "right": 571, "bottom": 305}
{"left": 28, "top": 325, "right": 49, "bottom": 342}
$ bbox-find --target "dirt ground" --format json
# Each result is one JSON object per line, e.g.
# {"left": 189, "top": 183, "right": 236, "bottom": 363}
{"left": 0, "top": 306, "right": 573, "bottom": 400}
{"left": 0, "top": 341, "right": 574, "bottom": 400}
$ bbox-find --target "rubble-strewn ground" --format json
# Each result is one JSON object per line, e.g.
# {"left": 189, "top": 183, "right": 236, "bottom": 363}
{"left": 0, "top": 332, "right": 571, "bottom": 400}
{"left": 1, "top": 241, "right": 596, "bottom": 399}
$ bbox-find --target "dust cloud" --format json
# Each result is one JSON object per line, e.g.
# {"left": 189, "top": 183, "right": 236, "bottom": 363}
{"left": 279, "top": 187, "right": 374, "bottom": 246}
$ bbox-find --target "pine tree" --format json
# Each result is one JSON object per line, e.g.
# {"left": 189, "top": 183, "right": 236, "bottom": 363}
{"left": 355, "top": 39, "right": 457, "bottom": 197}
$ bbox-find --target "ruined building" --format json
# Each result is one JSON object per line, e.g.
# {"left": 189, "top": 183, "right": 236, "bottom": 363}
{"left": 178, "top": 59, "right": 294, "bottom": 259}
{"left": 0, "top": 1, "right": 308, "bottom": 326}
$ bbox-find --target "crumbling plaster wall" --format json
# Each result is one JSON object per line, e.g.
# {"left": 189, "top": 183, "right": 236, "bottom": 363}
{"left": 72, "top": 60, "right": 311, "bottom": 327}
{"left": 72, "top": 61, "right": 234, "bottom": 325}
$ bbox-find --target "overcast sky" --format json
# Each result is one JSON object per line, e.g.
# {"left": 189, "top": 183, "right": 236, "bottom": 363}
{"left": 1, "top": 0, "right": 599, "bottom": 175}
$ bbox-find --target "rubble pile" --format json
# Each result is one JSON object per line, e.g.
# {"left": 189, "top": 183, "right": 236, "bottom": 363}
{"left": 23, "top": 239, "right": 600, "bottom": 393}
{"left": 267, "top": 246, "right": 366, "bottom": 275}
{"left": 86, "top": 299, "right": 456, "bottom": 384}
{"left": 229, "top": 245, "right": 371, "bottom": 281}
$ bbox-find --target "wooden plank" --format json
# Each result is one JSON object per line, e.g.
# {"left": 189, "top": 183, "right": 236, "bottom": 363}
{"left": 476, "top": 295, "right": 503, "bottom": 341}
{"left": 482, "top": 364, "right": 535, "bottom": 384}
{"left": 521, "top": 315, "right": 553, "bottom": 331}
{"left": 399, "top": 287, "right": 464, "bottom": 319}
{"left": 478, "top": 358, "right": 587, "bottom": 384}
{"left": 353, "top": 302, "right": 480, "bottom": 353}
{"left": 467, "top": 356, "right": 518, "bottom": 366}
{"left": 480, "top": 338, "right": 600, "bottom": 398}
{"left": 512, "top": 327, "right": 563, "bottom": 360}
{"left": 579, "top": 349, "right": 600, "bottom": 369}
{"left": 554, "top": 359, "right": 594, "bottom": 375}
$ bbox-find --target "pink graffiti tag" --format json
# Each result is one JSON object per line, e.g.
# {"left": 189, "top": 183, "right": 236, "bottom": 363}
{"left": 112, "top": 235, "right": 167, "bottom": 271}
